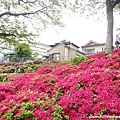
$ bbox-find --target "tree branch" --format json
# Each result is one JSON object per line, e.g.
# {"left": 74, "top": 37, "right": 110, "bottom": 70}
{"left": 95, "top": 1, "right": 106, "bottom": 4}
{"left": 18, "top": 0, "right": 37, "bottom": 4}
{"left": 0, "top": 33, "right": 16, "bottom": 37}
{"left": 0, "top": 6, "right": 48, "bottom": 17}
{"left": 112, "top": 0, "right": 120, "bottom": 8}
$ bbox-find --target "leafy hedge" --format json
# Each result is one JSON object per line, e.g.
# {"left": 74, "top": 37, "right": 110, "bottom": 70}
{"left": 70, "top": 56, "right": 88, "bottom": 65}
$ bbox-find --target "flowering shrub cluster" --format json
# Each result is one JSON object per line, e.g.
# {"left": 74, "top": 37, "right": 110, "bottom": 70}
{"left": 0, "top": 49, "right": 120, "bottom": 120}
{"left": 0, "top": 62, "right": 23, "bottom": 73}
{"left": 0, "top": 60, "right": 60, "bottom": 74}
{"left": 0, "top": 62, "right": 38, "bottom": 74}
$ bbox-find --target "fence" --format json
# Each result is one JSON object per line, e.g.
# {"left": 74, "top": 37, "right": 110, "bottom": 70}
{"left": 49, "top": 56, "right": 79, "bottom": 61}
{"left": 7, "top": 56, "right": 34, "bottom": 62}
{"left": 2, "top": 55, "right": 81, "bottom": 63}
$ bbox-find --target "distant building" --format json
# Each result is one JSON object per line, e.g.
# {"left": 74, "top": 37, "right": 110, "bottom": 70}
{"left": 48, "top": 41, "right": 85, "bottom": 61}
{"left": 30, "top": 42, "right": 51, "bottom": 59}
{"left": 0, "top": 41, "right": 51, "bottom": 61}
{"left": 0, "top": 53, "right": 4, "bottom": 62}
{"left": 81, "top": 40, "right": 105, "bottom": 55}
{"left": 0, "top": 49, "right": 15, "bottom": 63}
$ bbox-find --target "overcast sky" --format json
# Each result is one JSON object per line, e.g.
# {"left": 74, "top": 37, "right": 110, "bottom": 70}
{"left": 38, "top": 12, "right": 120, "bottom": 47}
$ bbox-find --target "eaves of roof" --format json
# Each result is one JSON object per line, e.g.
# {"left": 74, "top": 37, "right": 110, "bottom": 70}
{"left": 81, "top": 43, "right": 105, "bottom": 48}
{"left": 76, "top": 50, "right": 86, "bottom": 55}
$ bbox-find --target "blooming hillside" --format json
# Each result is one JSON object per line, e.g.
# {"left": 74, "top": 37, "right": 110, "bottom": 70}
{"left": 0, "top": 49, "right": 120, "bottom": 120}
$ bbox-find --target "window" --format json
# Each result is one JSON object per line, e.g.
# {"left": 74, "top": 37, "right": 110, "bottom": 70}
{"left": 52, "top": 53, "right": 60, "bottom": 60}
{"left": 102, "top": 48, "right": 105, "bottom": 52}
{"left": 4, "top": 55, "right": 8, "bottom": 60}
{"left": 83, "top": 48, "right": 95, "bottom": 54}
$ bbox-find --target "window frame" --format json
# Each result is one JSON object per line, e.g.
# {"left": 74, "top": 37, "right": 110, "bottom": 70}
{"left": 52, "top": 53, "right": 60, "bottom": 60}
{"left": 83, "top": 48, "right": 95, "bottom": 54}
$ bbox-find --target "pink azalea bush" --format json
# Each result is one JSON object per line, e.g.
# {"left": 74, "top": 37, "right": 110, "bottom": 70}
{"left": 0, "top": 62, "right": 2, "bottom": 66}
{"left": 0, "top": 49, "right": 120, "bottom": 120}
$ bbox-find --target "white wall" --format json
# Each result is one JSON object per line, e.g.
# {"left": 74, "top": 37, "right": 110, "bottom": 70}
{"left": 95, "top": 45, "right": 105, "bottom": 53}
{"left": 69, "top": 44, "right": 78, "bottom": 50}
{"left": 64, "top": 47, "right": 68, "bottom": 60}
{"left": 82, "top": 45, "right": 105, "bottom": 55}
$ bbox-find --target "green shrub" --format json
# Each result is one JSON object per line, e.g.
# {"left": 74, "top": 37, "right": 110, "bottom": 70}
{"left": 62, "top": 60, "right": 70, "bottom": 63}
{"left": 0, "top": 74, "right": 7, "bottom": 82}
{"left": 70, "top": 56, "right": 88, "bottom": 65}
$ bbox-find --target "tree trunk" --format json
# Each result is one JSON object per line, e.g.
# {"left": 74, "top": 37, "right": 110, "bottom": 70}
{"left": 105, "top": 0, "right": 114, "bottom": 53}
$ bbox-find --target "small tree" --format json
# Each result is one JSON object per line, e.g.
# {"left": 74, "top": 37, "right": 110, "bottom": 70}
{"left": 15, "top": 43, "right": 32, "bottom": 58}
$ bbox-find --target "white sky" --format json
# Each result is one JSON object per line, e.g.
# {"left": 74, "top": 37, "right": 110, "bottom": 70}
{"left": 38, "top": 12, "right": 120, "bottom": 48}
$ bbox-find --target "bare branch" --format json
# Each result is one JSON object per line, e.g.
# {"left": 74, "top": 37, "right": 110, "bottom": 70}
{"left": 95, "top": 1, "right": 106, "bottom": 4}
{"left": 0, "top": 33, "right": 16, "bottom": 37}
{"left": 18, "top": 0, "right": 38, "bottom": 4}
{"left": 0, "top": 5, "right": 48, "bottom": 17}
{"left": 112, "top": 0, "right": 120, "bottom": 8}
